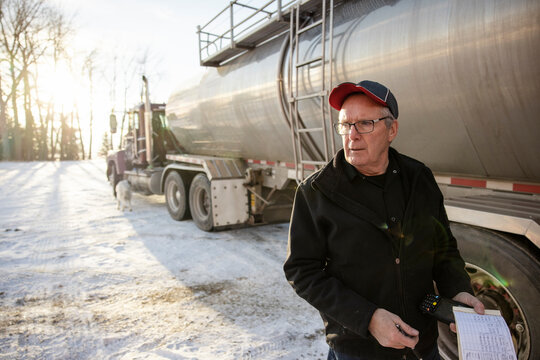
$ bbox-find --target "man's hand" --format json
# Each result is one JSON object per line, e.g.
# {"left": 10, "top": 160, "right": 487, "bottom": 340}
{"left": 368, "top": 308, "right": 419, "bottom": 349}
{"left": 449, "top": 292, "right": 485, "bottom": 332}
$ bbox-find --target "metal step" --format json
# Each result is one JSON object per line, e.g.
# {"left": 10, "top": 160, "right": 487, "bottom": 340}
{"left": 298, "top": 127, "right": 323, "bottom": 133}
{"left": 293, "top": 91, "right": 326, "bottom": 101}
{"left": 296, "top": 56, "right": 323, "bottom": 68}
{"left": 298, "top": 18, "right": 323, "bottom": 34}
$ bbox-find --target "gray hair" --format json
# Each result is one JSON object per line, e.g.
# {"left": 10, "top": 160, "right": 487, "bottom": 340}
{"left": 381, "top": 107, "right": 395, "bottom": 128}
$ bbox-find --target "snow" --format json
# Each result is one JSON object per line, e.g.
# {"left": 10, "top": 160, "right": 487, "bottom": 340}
{"left": 0, "top": 160, "right": 327, "bottom": 359}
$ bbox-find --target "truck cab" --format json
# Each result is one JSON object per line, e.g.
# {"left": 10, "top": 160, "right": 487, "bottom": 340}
{"left": 106, "top": 102, "right": 183, "bottom": 196}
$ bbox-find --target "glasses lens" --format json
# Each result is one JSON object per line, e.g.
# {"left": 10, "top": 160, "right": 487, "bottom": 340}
{"left": 356, "top": 120, "right": 374, "bottom": 133}
{"left": 335, "top": 121, "right": 374, "bottom": 134}
{"left": 334, "top": 123, "right": 346, "bottom": 134}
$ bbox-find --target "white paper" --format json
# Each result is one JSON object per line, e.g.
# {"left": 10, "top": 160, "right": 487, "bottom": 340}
{"left": 453, "top": 307, "right": 517, "bottom": 360}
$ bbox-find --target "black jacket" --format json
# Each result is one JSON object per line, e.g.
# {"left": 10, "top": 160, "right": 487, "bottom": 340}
{"left": 284, "top": 148, "right": 472, "bottom": 359}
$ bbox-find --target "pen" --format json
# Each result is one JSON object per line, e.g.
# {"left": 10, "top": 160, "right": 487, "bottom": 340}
{"left": 396, "top": 324, "right": 423, "bottom": 359}
{"left": 395, "top": 323, "right": 414, "bottom": 338}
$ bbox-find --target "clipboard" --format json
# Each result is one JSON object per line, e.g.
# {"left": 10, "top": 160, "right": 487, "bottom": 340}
{"left": 453, "top": 307, "right": 517, "bottom": 360}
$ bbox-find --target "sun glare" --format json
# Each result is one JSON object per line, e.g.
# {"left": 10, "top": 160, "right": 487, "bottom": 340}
{"left": 34, "top": 61, "right": 107, "bottom": 146}
{"left": 38, "top": 62, "right": 83, "bottom": 112}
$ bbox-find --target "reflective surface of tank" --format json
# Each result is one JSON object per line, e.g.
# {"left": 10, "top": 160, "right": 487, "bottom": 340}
{"left": 166, "top": 0, "right": 540, "bottom": 182}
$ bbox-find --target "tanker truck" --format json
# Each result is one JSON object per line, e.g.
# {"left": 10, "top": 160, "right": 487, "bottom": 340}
{"left": 106, "top": 0, "right": 540, "bottom": 358}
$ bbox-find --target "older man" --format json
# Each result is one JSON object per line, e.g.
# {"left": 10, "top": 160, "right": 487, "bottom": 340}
{"left": 284, "top": 80, "right": 484, "bottom": 360}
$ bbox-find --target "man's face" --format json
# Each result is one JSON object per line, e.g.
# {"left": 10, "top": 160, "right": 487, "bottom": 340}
{"left": 339, "top": 94, "right": 398, "bottom": 176}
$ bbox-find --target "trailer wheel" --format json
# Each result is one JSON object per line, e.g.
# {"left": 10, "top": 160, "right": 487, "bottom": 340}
{"left": 437, "top": 223, "right": 540, "bottom": 360}
{"left": 164, "top": 171, "right": 190, "bottom": 221}
{"left": 189, "top": 173, "right": 213, "bottom": 231}
{"left": 108, "top": 163, "right": 119, "bottom": 198}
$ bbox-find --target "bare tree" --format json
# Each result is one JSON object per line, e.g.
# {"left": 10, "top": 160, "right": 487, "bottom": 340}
{"left": 0, "top": 0, "right": 25, "bottom": 159}
{"left": 74, "top": 104, "right": 85, "bottom": 159}
{"left": 83, "top": 49, "right": 98, "bottom": 160}
{"left": 104, "top": 46, "right": 163, "bottom": 153}
{"left": 31, "top": 65, "right": 48, "bottom": 160}
{"left": 105, "top": 50, "right": 137, "bottom": 149}
{"left": 0, "top": 0, "right": 7, "bottom": 158}
{"left": 0, "top": 0, "right": 47, "bottom": 160}
{"left": 0, "top": 64, "right": 9, "bottom": 160}
{"left": 43, "top": 8, "right": 71, "bottom": 160}
{"left": 0, "top": 0, "right": 73, "bottom": 161}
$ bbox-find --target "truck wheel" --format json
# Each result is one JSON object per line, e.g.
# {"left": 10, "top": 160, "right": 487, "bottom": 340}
{"left": 108, "top": 163, "right": 119, "bottom": 198}
{"left": 438, "top": 223, "right": 540, "bottom": 360}
{"left": 164, "top": 171, "right": 190, "bottom": 221}
{"left": 189, "top": 173, "right": 213, "bottom": 231}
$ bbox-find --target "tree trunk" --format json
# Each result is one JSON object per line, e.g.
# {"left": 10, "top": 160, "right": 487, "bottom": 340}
{"left": 88, "top": 75, "right": 93, "bottom": 160}
{"left": 0, "top": 74, "right": 10, "bottom": 160}
{"left": 9, "top": 62, "right": 22, "bottom": 160}
{"left": 38, "top": 104, "right": 50, "bottom": 161}
{"left": 75, "top": 106, "right": 85, "bottom": 160}
{"left": 67, "top": 111, "right": 77, "bottom": 160}
{"left": 0, "top": 103, "right": 8, "bottom": 160}
{"left": 53, "top": 125, "right": 60, "bottom": 159}
{"left": 88, "top": 109, "right": 93, "bottom": 160}
{"left": 24, "top": 108, "right": 34, "bottom": 160}
{"left": 22, "top": 64, "right": 35, "bottom": 161}
{"left": 60, "top": 111, "right": 67, "bottom": 160}
{"left": 32, "top": 63, "right": 48, "bottom": 161}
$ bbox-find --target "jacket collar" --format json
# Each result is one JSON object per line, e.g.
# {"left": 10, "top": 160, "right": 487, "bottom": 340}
{"left": 311, "top": 149, "right": 387, "bottom": 230}
{"left": 310, "top": 147, "right": 423, "bottom": 230}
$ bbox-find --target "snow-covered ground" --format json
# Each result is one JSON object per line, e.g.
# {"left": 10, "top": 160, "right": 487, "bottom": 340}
{"left": 0, "top": 160, "right": 327, "bottom": 360}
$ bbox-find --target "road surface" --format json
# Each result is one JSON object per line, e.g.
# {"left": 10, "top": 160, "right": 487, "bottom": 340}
{"left": 0, "top": 160, "right": 326, "bottom": 359}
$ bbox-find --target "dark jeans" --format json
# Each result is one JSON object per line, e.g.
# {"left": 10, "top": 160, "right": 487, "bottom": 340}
{"left": 327, "top": 345, "right": 441, "bottom": 360}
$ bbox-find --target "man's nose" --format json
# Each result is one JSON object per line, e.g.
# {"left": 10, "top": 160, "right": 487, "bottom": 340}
{"left": 348, "top": 124, "right": 363, "bottom": 139}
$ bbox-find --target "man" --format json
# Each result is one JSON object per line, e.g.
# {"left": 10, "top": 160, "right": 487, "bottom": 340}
{"left": 283, "top": 80, "right": 484, "bottom": 360}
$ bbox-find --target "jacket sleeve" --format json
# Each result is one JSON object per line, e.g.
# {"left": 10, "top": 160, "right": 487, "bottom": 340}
{"left": 428, "top": 170, "right": 474, "bottom": 298}
{"left": 283, "top": 183, "right": 378, "bottom": 338}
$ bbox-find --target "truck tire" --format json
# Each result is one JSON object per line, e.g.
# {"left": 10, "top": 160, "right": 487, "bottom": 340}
{"left": 164, "top": 171, "right": 190, "bottom": 221}
{"left": 189, "top": 173, "right": 213, "bottom": 231}
{"left": 437, "top": 223, "right": 540, "bottom": 360}
{"left": 108, "top": 163, "right": 119, "bottom": 198}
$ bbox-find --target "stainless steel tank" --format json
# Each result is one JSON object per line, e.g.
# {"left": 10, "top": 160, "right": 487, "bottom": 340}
{"left": 166, "top": 0, "right": 540, "bottom": 182}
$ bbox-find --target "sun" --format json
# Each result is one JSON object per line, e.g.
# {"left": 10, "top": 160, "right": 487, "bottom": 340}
{"left": 37, "top": 61, "right": 82, "bottom": 111}
{"left": 33, "top": 59, "right": 106, "bottom": 151}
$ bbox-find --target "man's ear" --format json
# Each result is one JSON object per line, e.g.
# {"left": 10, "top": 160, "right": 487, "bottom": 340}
{"left": 388, "top": 120, "right": 398, "bottom": 142}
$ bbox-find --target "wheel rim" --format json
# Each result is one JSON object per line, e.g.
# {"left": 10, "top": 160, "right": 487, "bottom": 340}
{"left": 468, "top": 263, "right": 529, "bottom": 359}
{"left": 193, "top": 186, "right": 210, "bottom": 219}
{"left": 438, "top": 263, "right": 529, "bottom": 360}
{"left": 167, "top": 182, "right": 180, "bottom": 212}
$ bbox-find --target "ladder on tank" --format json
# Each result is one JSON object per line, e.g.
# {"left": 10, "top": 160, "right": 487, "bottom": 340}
{"left": 288, "top": 0, "right": 335, "bottom": 183}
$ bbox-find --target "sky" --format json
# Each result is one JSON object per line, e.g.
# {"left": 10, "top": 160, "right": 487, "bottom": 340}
{"left": 55, "top": 0, "right": 228, "bottom": 100}
{"left": 46, "top": 0, "right": 232, "bottom": 153}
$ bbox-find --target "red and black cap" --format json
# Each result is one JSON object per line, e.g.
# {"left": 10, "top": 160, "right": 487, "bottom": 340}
{"left": 328, "top": 80, "right": 399, "bottom": 119}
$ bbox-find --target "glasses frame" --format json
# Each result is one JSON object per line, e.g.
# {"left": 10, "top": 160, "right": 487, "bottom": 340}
{"left": 333, "top": 117, "right": 389, "bottom": 135}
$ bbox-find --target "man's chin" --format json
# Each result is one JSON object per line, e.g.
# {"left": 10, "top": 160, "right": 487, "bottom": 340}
{"left": 345, "top": 156, "right": 367, "bottom": 168}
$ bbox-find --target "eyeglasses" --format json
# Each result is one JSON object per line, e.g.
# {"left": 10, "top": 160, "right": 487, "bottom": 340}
{"left": 333, "top": 117, "right": 389, "bottom": 135}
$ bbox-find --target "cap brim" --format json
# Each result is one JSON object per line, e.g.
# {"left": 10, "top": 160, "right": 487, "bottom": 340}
{"left": 329, "top": 82, "right": 389, "bottom": 110}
